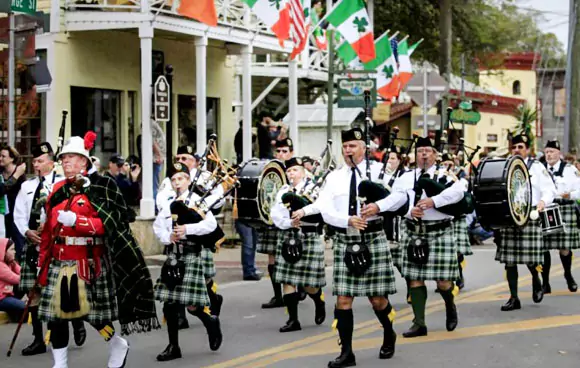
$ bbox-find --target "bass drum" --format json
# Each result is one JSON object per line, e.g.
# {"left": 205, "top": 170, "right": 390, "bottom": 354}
{"left": 237, "top": 159, "right": 287, "bottom": 226}
{"left": 473, "top": 155, "right": 532, "bottom": 229}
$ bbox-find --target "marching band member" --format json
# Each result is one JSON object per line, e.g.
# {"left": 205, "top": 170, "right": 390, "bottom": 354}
{"left": 37, "top": 133, "right": 158, "bottom": 368}
{"left": 542, "top": 139, "right": 580, "bottom": 293}
{"left": 270, "top": 157, "right": 326, "bottom": 333}
{"left": 296, "top": 128, "right": 398, "bottom": 367}
{"left": 370, "top": 137, "right": 463, "bottom": 338}
{"left": 14, "top": 142, "right": 86, "bottom": 356}
{"left": 497, "top": 134, "right": 555, "bottom": 311}
{"left": 153, "top": 163, "right": 223, "bottom": 361}
{"left": 257, "top": 138, "right": 295, "bottom": 309}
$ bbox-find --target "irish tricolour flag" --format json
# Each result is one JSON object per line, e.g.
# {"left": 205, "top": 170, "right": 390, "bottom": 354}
{"left": 243, "top": 0, "right": 291, "bottom": 46}
{"left": 397, "top": 38, "right": 414, "bottom": 89}
{"left": 325, "top": 0, "right": 375, "bottom": 63}
{"left": 365, "top": 34, "right": 399, "bottom": 102}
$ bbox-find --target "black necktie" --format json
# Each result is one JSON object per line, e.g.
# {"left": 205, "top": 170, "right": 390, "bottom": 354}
{"left": 28, "top": 177, "right": 45, "bottom": 230}
{"left": 348, "top": 167, "right": 357, "bottom": 216}
{"left": 550, "top": 167, "right": 554, "bottom": 173}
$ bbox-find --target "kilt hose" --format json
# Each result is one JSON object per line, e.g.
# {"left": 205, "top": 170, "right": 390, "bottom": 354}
{"left": 400, "top": 220, "right": 460, "bottom": 281}
{"left": 274, "top": 231, "right": 326, "bottom": 288}
{"left": 454, "top": 216, "right": 473, "bottom": 256}
{"left": 496, "top": 218, "right": 543, "bottom": 265}
{"left": 333, "top": 229, "right": 397, "bottom": 297}
{"left": 543, "top": 202, "right": 580, "bottom": 250}
{"left": 257, "top": 227, "right": 281, "bottom": 256}
{"left": 19, "top": 239, "right": 39, "bottom": 292}
{"left": 201, "top": 248, "right": 217, "bottom": 279}
{"left": 38, "top": 256, "right": 118, "bottom": 325}
{"left": 154, "top": 252, "right": 210, "bottom": 307}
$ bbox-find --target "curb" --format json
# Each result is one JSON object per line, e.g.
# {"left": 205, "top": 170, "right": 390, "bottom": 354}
{"left": 0, "top": 311, "right": 9, "bottom": 325}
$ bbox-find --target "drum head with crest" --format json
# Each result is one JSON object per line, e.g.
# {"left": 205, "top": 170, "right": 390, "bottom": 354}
{"left": 258, "top": 160, "right": 287, "bottom": 225}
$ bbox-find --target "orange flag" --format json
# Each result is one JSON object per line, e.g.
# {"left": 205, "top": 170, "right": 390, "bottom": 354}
{"left": 178, "top": 0, "right": 218, "bottom": 27}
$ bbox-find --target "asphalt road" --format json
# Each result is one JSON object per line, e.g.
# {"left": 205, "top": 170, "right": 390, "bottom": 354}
{"left": 1, "top": 247, "right": 580, "bottom": 368}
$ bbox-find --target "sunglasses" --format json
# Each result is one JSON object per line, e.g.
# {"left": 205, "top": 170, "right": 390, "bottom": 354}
{"left": 174, "top": 156, "right": 190, "bottom": 162}
{"left": 276, "top": 149, "right": 290, "bottom": 153}
{"left": 511, "top": 145, "right": 526, "bottom": 150}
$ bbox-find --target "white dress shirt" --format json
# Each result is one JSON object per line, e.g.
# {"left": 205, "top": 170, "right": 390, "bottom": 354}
{"left": 546, "top": 160, "right": 580, "bottom": 200}
{"left": 156, "top": 167, "right": 225, "bottom": 211}
{"left": 271, "top": 180, "right": 319, "bottom": 230}
{"left": 153, "top": 190, "right": 217, "bottom": 245}
{"left": 14, "top": 171, "right": 63, "bottom": 237}
{"left": 526, "top": 158, "right": 556, "bottom": 206}
{"left": 376, "top": 164, "right": 465, "bottom": 221}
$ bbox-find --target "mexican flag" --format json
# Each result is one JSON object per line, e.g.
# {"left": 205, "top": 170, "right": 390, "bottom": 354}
{"left": 397, "top": 38, "right": 414, "bottom": 89}
{"left": 367, "top": 34, "right": 400, "bottom": 102}
{"left": 244, "top": 0, "right": 291, "bottom": 46}
{"left": 325, "top": 0, "right": 375, "bottom": 63}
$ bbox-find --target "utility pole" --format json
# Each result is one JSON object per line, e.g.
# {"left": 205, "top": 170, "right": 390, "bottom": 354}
{"left": 438, "top": 0, "right": 452, "bottom": 148}
{"left": 460, "top": 53, "right": 465, "bottom": 138}
{"left": 8, "top": 12, "right": 15, "bottom": 146}
{"left": 326, "top": 29, "right": 335, "bottom": 141}
{"left": 564, "top": 0, "right": 579, "bottom": 153}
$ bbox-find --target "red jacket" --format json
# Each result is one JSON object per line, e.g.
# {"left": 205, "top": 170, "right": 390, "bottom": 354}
{"left": 0, "top": 238, "right": 21, "bottom": 301}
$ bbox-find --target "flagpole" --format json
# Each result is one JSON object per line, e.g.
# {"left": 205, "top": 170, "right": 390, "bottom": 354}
{"left": 398, "top": 35, "right": 410, "bottom": 44}
{"left": 326, "top": 28, "right": 335, "bottom": 141}
{"left": 388, "top": 31, "right": 399, "bottom": 41}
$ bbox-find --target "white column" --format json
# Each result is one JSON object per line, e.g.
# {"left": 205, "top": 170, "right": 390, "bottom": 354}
{"left": 195, "top": 36, "right": 208, "bottom": 154}
{"left": 139, "top": 26, "right": 155, "bottom": 218}
{"left": 45, "top": 39, "right": 57, "bottom": 143}
{"left": 50, "top": 0, "right": 61, "bottom": 33}
{"left": 288, "top": 59, "right": 299, "bottom": 154}
{"left": 242, "top": 44, "right": 253, "bottom": 162}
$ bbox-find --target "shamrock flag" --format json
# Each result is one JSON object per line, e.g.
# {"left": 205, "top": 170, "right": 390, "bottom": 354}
{"left": 408, "top": 38, "right": 423, "bottom": 56}
{"left": 310, "top": 4, "right": 327, "bottom": 50}
{"left": 397, "top": 38, "right": 414, "bottom": 89}
{"left": 325, "top": 0, "right": 375, "bottom": 63}
{"left": 244, "top": 0, "right": 291, "bottom": 46}
{"left": 365, "top": 34, "right": 400, "bottom": 102}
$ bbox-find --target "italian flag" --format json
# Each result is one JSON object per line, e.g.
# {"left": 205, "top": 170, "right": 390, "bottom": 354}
{"left": 325, "top": 0, "right": 375, "bottom": 63}
{"left": 366, "top": 34, "right": 399, "bottom": 102}
{"left": 397, "top": 38, "right": 414, "bottom": 89}
{"left": 244, "top": 0, "right": 291, "bottom": 46}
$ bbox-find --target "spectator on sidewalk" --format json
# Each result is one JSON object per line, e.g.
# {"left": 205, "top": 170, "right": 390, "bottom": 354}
{"left": 0, "top": 239, "right": 24, "bottom": 319}
{"left": 235, "top": 220, "right": 261, "bottom": 281}
{"left": 151, "top": 119, "right": 166, "bottom": 201}
{"left": 0, "top": 146, "right": 27, "bottom": 258}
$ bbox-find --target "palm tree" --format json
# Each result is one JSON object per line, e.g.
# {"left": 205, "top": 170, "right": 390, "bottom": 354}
{"left": 512, "top": 103, "right": 538, "bottom": 152}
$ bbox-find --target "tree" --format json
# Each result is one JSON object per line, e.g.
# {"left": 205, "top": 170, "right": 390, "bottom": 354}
{"left": 512, "top": 103, "right": 538, "bottom": 151}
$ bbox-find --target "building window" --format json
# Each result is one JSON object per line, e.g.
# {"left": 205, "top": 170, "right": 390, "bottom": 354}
{"left": 177, "top": 95, "right": 219, "bottom": 149}
{"left": 487, "top": 134, "right": 498, "bottom": 142}
{"left": 512, "top": 80, "right": 521, "bottom": 95}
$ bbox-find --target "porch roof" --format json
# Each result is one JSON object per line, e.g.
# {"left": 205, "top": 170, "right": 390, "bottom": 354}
{"left": 281, "top": 104, "right": 363, "bottom": 128}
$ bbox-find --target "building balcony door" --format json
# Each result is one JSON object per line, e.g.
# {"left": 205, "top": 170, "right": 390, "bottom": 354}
{"left": 71, "top": 87, "right": 121, "bottom": 164}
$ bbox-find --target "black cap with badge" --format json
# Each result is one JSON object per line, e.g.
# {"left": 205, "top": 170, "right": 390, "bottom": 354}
{"left": 275, "top": 138, "right": 294, "bottom": 149}
{"left": 341, "top": 127, "right": 364, "bottom": 143}
{"left": 545, "top": 139, "right": 561, "bottom": 151}
{"left": 511, "top": 134, "right": 530, "bottom": 148}
{"left": 285, "top": 157, "right": 303, "bottom": 170}
{"left": 32, "top": 142, "right": 54, "bottom": 158}
{"left": 416, "top": 137, "right": 434, "bottom": 149}
{"left": 176, "top": 145, "right": 195, "bottom": 156}
{"left": 168, "top": 162, "right": 191, "bottom": 178}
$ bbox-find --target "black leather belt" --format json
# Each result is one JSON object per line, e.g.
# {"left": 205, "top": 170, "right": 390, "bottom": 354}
{"left": 332, "top": 220, "right": 384, "bottom": 234}
{"left": 555, "top": 198, "right": 575, "bottom": 205}
{"left": 301, "top": 225, "right": 323, "bottom": 234}
{"left": 405, "top": 220, "right": 452, "bottom": 233}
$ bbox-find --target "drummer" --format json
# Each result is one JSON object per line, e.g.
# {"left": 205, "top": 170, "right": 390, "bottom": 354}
{"left": 541, "top": 139, "right": 580, "bottom": 293}
{"left": 496, "top": 134, "right": 556, "bottom": 311}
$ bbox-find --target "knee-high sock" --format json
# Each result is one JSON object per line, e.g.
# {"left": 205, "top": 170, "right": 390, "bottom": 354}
{"left": 373, "top": 303, "right": 395, "bottom": 340}
{"left": 49, "top": 321, "right": 69, "bottom": 349}
{"left": 163, "top": 303, "right": 179, "bottom": 346}
{"left": 439, "top": 286, "right": 455, "bottom": 308}
{"left": 268, "top": 264, "right": 282, "bottom": 300}
{"left": 543, "top": 252, "right": 551, "bottom": 286}
{"left": 527, "top": 264, "right": 542, "bottom": 288}
{"left": 408, "top": 286, "right": 427, "bottom": 327}
{"left": 458, "top": 254, "right": 465, "bottom": 280}
{"left": 560, "top": 251, "right": 574, "bottom": 279}
{"left": 506, "top": 266, "right": 519, "bottom": 298}
{"left": 29, "top": 306, "right": 43, "bottom": 342}
{"left": 206, "top": 280, "right": 219, "bottom": 310}
{"left": 283, "top": 293, "right": 299, "bottom": 322}
{"left": 308, "top": 288, "right": 324, "bottom": 305}
{"left": 191, "top": 307, "right": 214, "bottom": 330}
{"left": 335, "top": 308, "right": 354, "bottom": 352}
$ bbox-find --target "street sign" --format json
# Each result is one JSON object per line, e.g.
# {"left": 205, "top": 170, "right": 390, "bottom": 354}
{"left": 154, "top": 75, "right": 170, "bottom": 122}
{"left": 337, "top": 78, "right": 377, "bottom": 108}
{"left": 450, "top": 109, "right": 481, "bottom": 125}
{"left": 406, "top": 70, "right": 447, "bottom": 109}
{"left": 11, "top": 0, "right": 36, "bottom": 14}
{"left": 413, "top": 115, "right": 442, "bottom": 130}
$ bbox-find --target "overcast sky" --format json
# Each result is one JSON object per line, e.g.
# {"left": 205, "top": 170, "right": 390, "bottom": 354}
{"left": 520, "top": 0, "right": 570, "bottom": 50}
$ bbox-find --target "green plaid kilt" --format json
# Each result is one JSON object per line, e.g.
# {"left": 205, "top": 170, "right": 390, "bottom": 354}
{"left": 38, "top": 256, "right": 118, "bottom": 325}
{"left": 154, "top": 253, "right": 210, "bottom": 307}
{"left": 333, "top": 228, "right": 397, "bottom": 297}
{"left": 19, "top": 240, "right": 39, "bottom": 292}
{"left": 454, "top": 216, "right": 473, "bottom": 256}
{"left": 257, "top": 227, "right": 280, "bottom": 255}
{"left": 201, "top": 248, "right": 216, "bottom": 279}
{"left": 496, "top": 218, "right": 543, "bottom": 265}
{"left": 390, "top": 220, "right": 405, "bottom": 271}
{"left": 543, "top": 202, "right": 580, "bottom": 250}
{"left": 401, "top": 220, "right": 459, "bottom": 281}
{"left": 274, "top": 231, "right": 326, "bottom": 288}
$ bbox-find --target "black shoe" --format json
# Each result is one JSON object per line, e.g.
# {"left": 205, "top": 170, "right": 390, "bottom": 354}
{"left": 156, "top": 344, "right": 182, "bottom": 362}
{"left": 446, "top": 304, "right": 458, "bottom": 332}
{"left": 379, "top": 332, "right": 396, "bottom": 359}
{"left": 402, "top": 324, "right": 427, "bottom": 338}
{"left": 565, "top": 276, "right": 578, "bottom": 292}
{"left": 532, "top": 285, "right": 544, "bottom": 304}
{"left": 21, "top": 340, "right": 46, "bottom": 356}
{"left": 177, "top": 317, "right": 189, "bottom": 330}
{"left": 456, "top": 278, "right": 465, "bottom": 290}
{"left": 207, "top": 316, "right": 223, "bottom": 351}
{"left": 261, "top": 296, "right": 284, "bottom": 309}
{"left": 328, "top": 350, "right": 356, "bottom": 368}
{"left": 314, "top": 301, "right": 326, "bottom": 325}
{"left": 543, "top": 283, "right": 552, "bottom": 294}
{"left": 211, "top": 294, "right": 224, "bottom": 317}
{"left": 73, "top": 322, "right": 86, "bottom": 346}
{"left": 279, "top": 319, "right": 301, "bottom": 333}
{"left": 501, "top": 297, "right": 521, "bottom": 311}
{"left": 243, "top": 274, "right": 261, "bottom": 281}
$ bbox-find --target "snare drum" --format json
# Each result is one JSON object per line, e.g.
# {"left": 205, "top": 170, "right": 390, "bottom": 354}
{"left": 473, "top": 156, "right": 532, "bottom": 229}
{"left": 540, "top": 204, "right": 565, "bottom": 235}
{"left": 237, "top": 159, "right": 287, "bottom": 226}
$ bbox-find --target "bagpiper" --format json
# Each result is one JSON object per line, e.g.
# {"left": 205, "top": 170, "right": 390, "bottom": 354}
{"left": 37, "top": 133, "right": 159, "bottom": 368}
{"left": 496, "top": 134, "right": 555, "bottom": 311}
{"left": 542, "top": 139, "right": 580, "bottom": 293}
{"left": 270, "top": 157, "right": 326, "bottom": 333}
{"left": 13, "top": 142, "right": 86, "bottom": 356}
{"left": 297, "top": 128, "right": 398, "bottom": 367}
{"left": 153, "top": 162, "right": 223, "bottom": 361}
